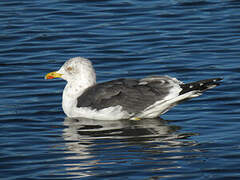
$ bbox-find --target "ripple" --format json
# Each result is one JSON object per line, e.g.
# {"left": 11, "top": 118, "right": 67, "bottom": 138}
{"left": 1, "top": 0, "right": 240, "bottom": 179}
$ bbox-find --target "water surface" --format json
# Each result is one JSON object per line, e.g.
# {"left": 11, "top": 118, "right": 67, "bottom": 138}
{"left": 1, "top": 0, "right": 240, "bottom": 179}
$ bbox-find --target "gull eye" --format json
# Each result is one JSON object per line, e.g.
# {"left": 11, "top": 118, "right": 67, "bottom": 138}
{"left": 67, "top": 67, "right": 73, "bottom": 71}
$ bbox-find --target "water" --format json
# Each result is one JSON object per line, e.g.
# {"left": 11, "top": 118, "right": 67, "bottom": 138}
{"left": 1, "top": 0, "right": 240, "bottom": 179}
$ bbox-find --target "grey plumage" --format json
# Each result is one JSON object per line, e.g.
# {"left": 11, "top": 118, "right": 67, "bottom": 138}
{"left": 77, "top": 78, "right": 170, "bottom": 114}
{"left": 77, "top": 76, "right": 222, "bottom": 114}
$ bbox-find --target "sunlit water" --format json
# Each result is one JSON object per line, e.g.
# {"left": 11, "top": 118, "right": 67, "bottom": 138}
{"left": 1, "top": 0, "right": 240, "bottom": 179}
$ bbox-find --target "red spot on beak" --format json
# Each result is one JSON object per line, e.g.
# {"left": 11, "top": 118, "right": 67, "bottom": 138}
{"left": 47, "top": 76, "right": 54, "bottom": 79}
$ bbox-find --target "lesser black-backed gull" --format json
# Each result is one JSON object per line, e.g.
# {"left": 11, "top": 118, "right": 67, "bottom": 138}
{"left": 45, "top": 57, "right": 222, "bottom": 120}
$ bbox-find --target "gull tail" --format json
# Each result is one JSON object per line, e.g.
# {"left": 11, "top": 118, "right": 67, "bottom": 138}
{"left": 180, "top": 78, "right": 223, "bottom": 95}
{"left": 136, "top": 78, "right": 223, "bottom": 119}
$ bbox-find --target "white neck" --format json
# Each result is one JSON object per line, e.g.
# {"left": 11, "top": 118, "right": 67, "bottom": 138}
{"left": 62, "top": 68, "right": 96, "bottom": 117}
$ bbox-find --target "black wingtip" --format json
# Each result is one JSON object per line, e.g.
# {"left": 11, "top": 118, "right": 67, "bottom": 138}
{"left": 180, "top": 77, "right": 223, "bottom": 95}
{"left": 211, "top": 78, "right": 223, "bottom": 86}
{"left": 211, "top": 77, "right": 223, "bottom": 84}
{"left": 213, "top": 77, "right": 223, "bottom": 81}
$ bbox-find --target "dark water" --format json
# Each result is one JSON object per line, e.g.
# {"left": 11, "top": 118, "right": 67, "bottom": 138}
{"left": 1, "top": 0, "right": 240, "bottom": 179}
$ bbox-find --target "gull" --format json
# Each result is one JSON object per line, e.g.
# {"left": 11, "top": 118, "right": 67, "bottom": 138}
{"left": 45, "top": 57, "right": 222, "bottom": 120}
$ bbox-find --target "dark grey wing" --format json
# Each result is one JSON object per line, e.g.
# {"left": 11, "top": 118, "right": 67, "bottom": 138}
{"left": 77, "top": 79, "right": 132, "bottom": 109}
{"left": 77, "top": 78, "right": 172, "bottom": 114}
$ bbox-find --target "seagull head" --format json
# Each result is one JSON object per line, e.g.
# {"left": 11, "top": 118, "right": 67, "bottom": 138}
{"left": 45, "top": 57, "right": 96, "bottom": 83}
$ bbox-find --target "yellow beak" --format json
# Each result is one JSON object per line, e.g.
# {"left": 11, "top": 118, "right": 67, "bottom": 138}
{"left": 45, "top": 71, "right": 62, "bottom": 79}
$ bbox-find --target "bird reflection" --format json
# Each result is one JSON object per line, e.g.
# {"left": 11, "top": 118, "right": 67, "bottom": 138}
{"left": 63, "top": 117, "right": 181, "bottom": 140}
{"left": 62, "top": 117, "right": 197, "bottom": 178}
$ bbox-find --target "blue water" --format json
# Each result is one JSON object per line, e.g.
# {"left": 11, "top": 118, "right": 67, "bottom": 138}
{"left": 1, "top": 0, "right": 240, "bottom": 179}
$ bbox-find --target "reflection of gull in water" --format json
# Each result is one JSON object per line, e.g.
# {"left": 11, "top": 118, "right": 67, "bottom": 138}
{"left": 62, "top": 117, "right": 197, "bottom": 177}
{"left": 63, "top": 117, "right": 180, "bottom": 140}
